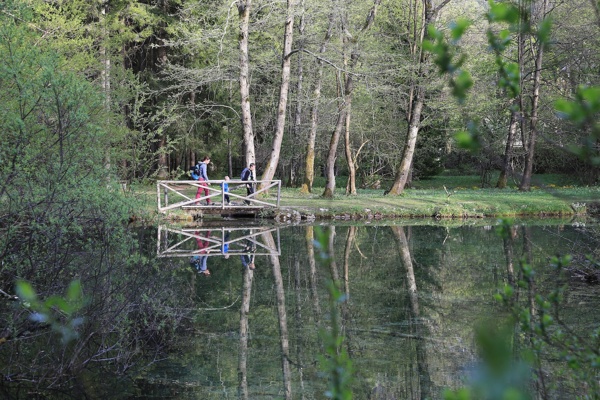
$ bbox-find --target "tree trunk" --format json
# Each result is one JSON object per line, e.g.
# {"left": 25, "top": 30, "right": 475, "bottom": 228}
{"left": 520, "top": 0, "right": 549, "bottom": 191}
{"left": 305, "top": 226, "right": 321, "bottom": 318}
{"left": 322, "top": 0, "right": 381, "bottom": 198}
{"left": 238, "top": 0, "right": 255, "bottom": 166}
{"left": 386, "top": 0, "right": 450, "bottom": 195}
{"left": 155, "top": 1, "right": 169, "bottom": 179}
{"left": 496, "top": 101, "right": 520, "bottom": 188}
{"left": 498, "top": 10, "right": 525, "bottom": 189}
{"left": 344, "top": 103, "right": 357, "bottom": 195}
{"left": 290, "top": 1, "right": 305, "bottom": 188}
{"left": 323, "top": 108, "right": 346, "bottom": 198}
{"left": 263, "top": 231, "right": 292, "bottom": 399}
{"left": 387, "top": 93, "right": 424, "bottom": 195}
{"left": 237, "top": 266, "right": 253, "bottom": 400}
{"left": 101, "top": 1, "right": 112, "bottom": 175}
{"left": 300, "top": 6, "right": 335, "bottom": 194}
{"left": 260, "top": 0, "right": 297, "bottom": 190}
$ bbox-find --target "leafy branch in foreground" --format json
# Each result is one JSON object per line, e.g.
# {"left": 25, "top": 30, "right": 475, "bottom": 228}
{"left": 314, "top": 227, "right": 353, "bottom": 400}
{"left": 16, "top": 280, "right": 86, "bottom": 345}
{"left": 495, "top": 252, "right": 600, "bottom": 398}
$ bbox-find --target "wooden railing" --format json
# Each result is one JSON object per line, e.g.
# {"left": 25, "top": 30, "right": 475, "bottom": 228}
{"left": 156, "top": 179, "right": 281, "bottom": 213}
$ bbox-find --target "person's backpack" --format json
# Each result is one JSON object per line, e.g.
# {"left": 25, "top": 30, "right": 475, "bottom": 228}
{"left": 190, "top": 163, "right": 201, "bottom": 178}
{"left": 241, "top": 167, "right": 250, "bottom": 181}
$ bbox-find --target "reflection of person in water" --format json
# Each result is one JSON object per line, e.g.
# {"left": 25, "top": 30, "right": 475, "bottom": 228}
{"left": 190, "top": 255, "right": 209, "bottom": 275}
{"left": 240, "top": 238, "right": 256, "bottom": 270}
{"left": 191, "top": 231, "right": 211, "bottom": 275}
{"left": 222, "top": 230, "right": 230, "bottom": 259}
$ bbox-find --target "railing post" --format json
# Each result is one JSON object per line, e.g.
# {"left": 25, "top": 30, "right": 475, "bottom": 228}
{"left": 157, "top": 182, "right": 161, "bottom": 211}
{"left": 277, "top": 180, "right": 281, "bottom": 207}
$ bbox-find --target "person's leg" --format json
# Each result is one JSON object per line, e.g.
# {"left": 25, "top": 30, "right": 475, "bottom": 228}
{"left": 198, "top": 178, "right": 210, "bottom": 204}
{"left": 245, "top": 184, "right": 252, "bottom": 204}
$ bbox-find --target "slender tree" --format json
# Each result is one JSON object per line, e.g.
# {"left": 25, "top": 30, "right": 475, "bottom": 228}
{"left": 322, "top": 0, "right": 381, "bottom": 198}
{"left": 387, "top": 0, "right": 451, "bottom": 196}
{"left": 237, "top": 0, "right": 255, "bottom": 166}
{"left": 300, "top": 4, "right": 336, "bottom": 194}
{"left": 520, "top": 0, "right": 550, "bottom": 191}
{"left": 260, "top": 0, "right": 299, "bottom": 189}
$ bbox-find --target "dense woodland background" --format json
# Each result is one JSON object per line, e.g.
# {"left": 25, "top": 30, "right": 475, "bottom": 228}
{"left": 2, "top": 0, "right": 598, "bottom": 198}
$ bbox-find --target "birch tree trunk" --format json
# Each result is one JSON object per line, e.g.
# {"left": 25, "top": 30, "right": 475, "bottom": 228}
{"left": 496, "top": 102, "right": 520, "bottom": 188}
{"left": 260, "top": 0, "right": 297, "bottom": 189}
{"left": 262, "top": 231, "right": 292, "bottom": 399}
{"left": 237, "top": 0, "right": 255, "bottom": 166}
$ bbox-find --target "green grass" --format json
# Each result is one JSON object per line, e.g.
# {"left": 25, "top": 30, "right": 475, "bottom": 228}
{"left": 130, "top": 174, "right": 600, "bottom": 222}
{"left": 411, "top": 172, "right": 581, "bottom": 190}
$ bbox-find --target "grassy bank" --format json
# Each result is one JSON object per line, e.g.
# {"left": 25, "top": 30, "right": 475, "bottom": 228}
{"left": 131, "top": 174, "right": 600, "bottom": 222}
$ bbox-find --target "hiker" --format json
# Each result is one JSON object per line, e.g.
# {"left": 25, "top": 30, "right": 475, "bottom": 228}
{"left": 241, "top": 163, "right": 256, "bottom": 205}
{"left": 195, "top": 156, "right": 211, "bottom": 205}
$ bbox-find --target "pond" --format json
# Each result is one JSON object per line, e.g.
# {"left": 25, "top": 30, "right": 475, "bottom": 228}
{"left": 1, "top": 219, "right": 597, "bottom": 398}
{"left": 125, "top": 220, "right": 600, "bottom": 399}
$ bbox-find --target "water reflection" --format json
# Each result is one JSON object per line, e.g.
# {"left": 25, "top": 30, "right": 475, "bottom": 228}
{"left": 157, "top": 226, "right": 281, "bottom": 258}
{"left": 140, "top": 222, "right": 600, "bottom": 399}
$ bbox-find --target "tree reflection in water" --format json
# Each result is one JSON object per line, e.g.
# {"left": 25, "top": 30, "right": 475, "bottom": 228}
{"left": 3, "top": 222, "right": 599, "bottom": 398}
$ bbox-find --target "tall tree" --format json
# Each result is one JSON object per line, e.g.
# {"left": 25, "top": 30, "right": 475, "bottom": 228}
{"left": 300, "top": 3, "right": 336, "bottom": 194}
{"left": 237, "top": 0, "right": 256, "bottom": 166}
{"left": 519, "top": 0, "right": 550, "bottom": 191}
{"left": 259, "top": 0, "right": 299, "bottom": 189}
{"left": 322, "top": 0, "right": 381, "bottom": 198}
{"left": 386, "top": 0, "right": 451, "bottom": 196}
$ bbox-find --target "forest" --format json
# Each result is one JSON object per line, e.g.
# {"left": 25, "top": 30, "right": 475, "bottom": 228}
{"left": 1, "top": 0, "right": 598, "bottom": 200}
{"left": 1, "top": 1, "right": 600, "bottom": 397}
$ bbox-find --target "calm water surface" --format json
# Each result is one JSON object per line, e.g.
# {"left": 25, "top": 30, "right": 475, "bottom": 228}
{"left": 132, "top": 221, "right": 600, "bottom": 399}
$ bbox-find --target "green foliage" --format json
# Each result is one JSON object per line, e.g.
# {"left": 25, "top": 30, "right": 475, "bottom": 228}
{"left": 423, "top": 20, "right": 473, "bottom": 104}
{"left": 555, "top": 85, "right": 600, "bottom": 166}
{"left": 493, "top": 251, "right": 600, "bottom": 398}
{"left": 444, "top": 320, "right": 532, "bottom": 400}
{"left": 16, "top": 280, "right": 85, "bottom": 344}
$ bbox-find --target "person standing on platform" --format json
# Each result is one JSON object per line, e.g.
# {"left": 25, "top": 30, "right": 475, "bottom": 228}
{"left": 195, "top": 156, "right": 211, "bottom": 205}
{"left": 221, "top": 176, "right": 231, "bottom": 205}
{"left": 241, "top": 163, "right": 256, "bottom": 205}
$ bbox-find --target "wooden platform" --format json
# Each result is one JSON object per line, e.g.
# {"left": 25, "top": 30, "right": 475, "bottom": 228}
{"left": 157, "top": 179, "right": 281, "bottom": 218}
{"left": 181, "top": 203, "right": 265, "bottom": 216}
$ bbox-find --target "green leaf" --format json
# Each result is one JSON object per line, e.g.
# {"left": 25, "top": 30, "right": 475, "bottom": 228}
{"left": 16, "top": 280, "right": 37, "bottom": 302}
{"left": 450, "top": 18, "right": 471, "bottom": 42}
{"left": 67, "top": 280, "right": 83, "bottom": 303}
{"left": 487, "top": 1, "right": 520, "bottom": 24}
{"left": 537, "top": 17, "right": 553, "bottom": 47}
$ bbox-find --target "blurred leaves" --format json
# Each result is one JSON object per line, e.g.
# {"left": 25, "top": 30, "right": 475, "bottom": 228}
{"left": 16, "top": 280, "right": 86, "bottom": 344}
